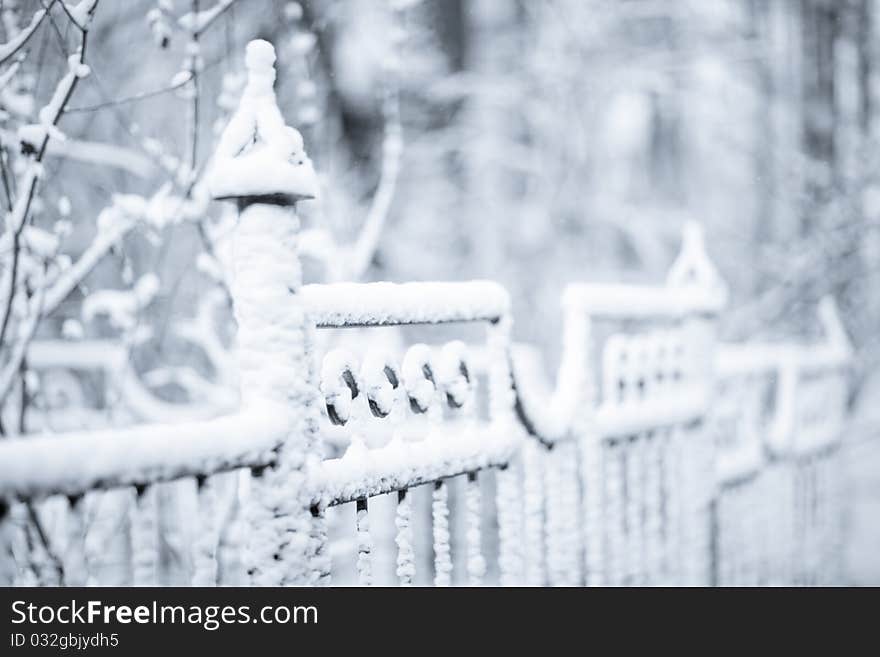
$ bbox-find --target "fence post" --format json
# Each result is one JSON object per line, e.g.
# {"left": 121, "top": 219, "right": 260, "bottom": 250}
{"left": 208, "top": 39, "right": 326, "bottom": 585}
{"left": 666, "top": 221, "right": 726, "bottom": 585}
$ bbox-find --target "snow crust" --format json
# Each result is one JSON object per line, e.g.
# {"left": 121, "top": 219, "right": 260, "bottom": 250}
{"left": 301, "top": 280, "right": 510, "bottom": 327}
{"left": 313, "top": 421, "right": 519, "bottom": 506}
{"left": 0, "top": 402, "right": 287, "bottom": 500}
{"left": 207, "top": 39, "right": 318, "bottom": 202}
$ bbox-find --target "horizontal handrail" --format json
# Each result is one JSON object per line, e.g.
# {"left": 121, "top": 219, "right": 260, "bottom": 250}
{"left": 595, "top": 387, "right": 708, "bottom": 437}
{"left": 0, "top": 401, "right": 287, "bottom": 501}
{"left": 562, "top": 282, "right": 724, "bottom": 319}
{"left": 716, "top": 342, "right": 849, "bottom": 377}
{"left": 301, "top": 281, "right": 510, "bottom": 328}
{"left": 312, "top": 420, "right": 519, "bottom": 506}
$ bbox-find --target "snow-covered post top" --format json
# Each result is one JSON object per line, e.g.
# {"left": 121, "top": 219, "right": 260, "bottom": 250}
{"left": 207, "top": 39, "right": 318, "bottom": 408}
{"left": 207, "top": 40, "right": 324, "bottom": 585}
{"left": 209, "top": 39, "right": 318, "bottom": 208}
{"left": 817, "top": 296, "right": 853, "bottom": 361}
{"left": 666, "top": 221, "right": 727, "bottom": 384}
{"left": 665, "top": 221, "right": 728, "bottom": 308}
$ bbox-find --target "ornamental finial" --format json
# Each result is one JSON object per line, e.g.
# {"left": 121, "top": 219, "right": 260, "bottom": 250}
{"left": 666, "top": 220, "right": 728, "bottom": 306}
{"left": 207, "top": 39, "right": 318, "bottom": 204}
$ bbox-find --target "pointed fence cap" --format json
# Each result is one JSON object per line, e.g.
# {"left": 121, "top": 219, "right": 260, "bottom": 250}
{"left": 817, "top": 295, "right": 853, "bottom": 358}
{"left": 207, "top": 39, "right": 318, "bottom": 205}
{"left": 666, "top": 221, "right": 728, "bottom": 308}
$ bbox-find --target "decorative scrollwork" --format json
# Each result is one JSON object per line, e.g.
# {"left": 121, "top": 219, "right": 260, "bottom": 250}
{"left": 320, "top": 349, "right": 359, "bottom": 425}
{"left": 401, "top": 344, "right": 436, "bottom": 414}
{"left": 436, "top": 341, "right": 472, "bottom": 409}
{"left": 319, "top": 342, "right": 475, "bottom": 424}
{"left": 359, "top": 351, "right": 400, "bottom": 419}
{"left": 602, "top": 330, "right": 689, "bottom": 405}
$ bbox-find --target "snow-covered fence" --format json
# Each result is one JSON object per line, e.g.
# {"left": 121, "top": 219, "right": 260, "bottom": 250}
{"left": 0, "top": 39, "right": 526, "bottom": 587}
{"left": 512, "top": 226, "right": 725, "bottom": 586}
{"left": 511, "top": 222, "right": 853, "bottom": 587}
{"left": 306, "top": 282, "right": 520, "bottom": 586}
{"left": 711, "top": 298, "right": 851, "bottom": 586}
{"left": 0, "top": 39, "right": 858, "bottom": 587}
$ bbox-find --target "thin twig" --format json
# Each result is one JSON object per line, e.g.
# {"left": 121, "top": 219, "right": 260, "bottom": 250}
{"left": 0, "top": 2, "right": 98, "bottom": 404}
{"left": 64, "top": 74, "right": 192, "bottom": 113}
{"left": 0, "top": 0, "right": 58, "bottom": 67}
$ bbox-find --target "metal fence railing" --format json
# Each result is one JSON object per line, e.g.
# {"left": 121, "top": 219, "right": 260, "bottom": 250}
{"left": 0, "top": 39, "right": 860, "bottom": 587}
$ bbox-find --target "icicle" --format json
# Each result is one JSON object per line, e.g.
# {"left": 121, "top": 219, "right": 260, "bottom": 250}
{"left": 355, "top": 497, "right": 372, "bottom": 586}
{"left": 432, "top": 481, "right": 452, "bottom": 587}
{"left": 192, "top": 475, "right": 219, "bottom": 585}
{"left": 465, "top": 473, "right": 485, "bottom": 586}
{"left": 395, "top": 489, "right": 414, "bottom": 586}
{"left": 130, "top": 485, "right": 158, "bottom": 586}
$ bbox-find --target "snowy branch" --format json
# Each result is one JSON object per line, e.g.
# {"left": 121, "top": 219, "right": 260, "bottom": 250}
{"left": 344, "top": 0, "right": 406, "bottom": 280}
{"left": 0, "top": 2, "right": 55, "bottom": 67}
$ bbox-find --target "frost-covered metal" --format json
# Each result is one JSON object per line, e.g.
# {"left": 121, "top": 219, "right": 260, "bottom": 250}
{"left": 0, "top": 40, "right": 855, "bottom": 588}
{"left": 711, "top": 297, "right": 851, "bottom": 586}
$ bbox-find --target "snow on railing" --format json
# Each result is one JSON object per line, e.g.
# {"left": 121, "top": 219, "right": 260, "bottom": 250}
{"left": 510, "top": 223, "right": 723, "bottom": 587}
{"left": 0, "top": 40, "right": 857, "bottom": 588}
{"left": 710, "top": 296, "right": 851, "bottom": 585}
{"left": 303, "top": 279, "right": 521, "bottom": 586}
{"left": 300, "top": 281, "right": 509, "bottom": 327}
{"left": 0, "top": 403, "right": 285, "bottom": 502}
{"left": 0, "top": 39, "right": 524, "bottom": 588}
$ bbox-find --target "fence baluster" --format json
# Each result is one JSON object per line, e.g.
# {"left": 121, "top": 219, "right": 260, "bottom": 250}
{"left": 624, "top": 436, "right": 643, "bottom": 585}
{"left": 432, "top": 481, "right": 452, "bottom": 587}
{"left": 465, "top": 472, "right": 485, "bottom": 586}
{"left": 63, "top": 495, "right": 88, "bottom": 586}
{"left": 522, "top": 440, "right": 545, "bottom": 586}
{"left": 544, "top": 446, "right": 564, "bottom": 586}
{"left": 217, "top": 473, "right": 246, "bottom": 586}
{"left": 192, "top": 475, "right": 218, "bottom": 586}
{"left": 130, "top": 485, "right": 158, "bottom": 586}
{"left": 556, "top": 442, "right": 581, "bottom": 585}
{"left": 643, "top": 431, "right": 662, "bottom": 585}
{"left": 355, "top": 497, "right": 372, "bottom": 586}
{"left": 395, "top": 489, "right": 415, "bottom": 586}
{"left": 496, "top": 463, "right": 523, "bottom": 586}
{"left": 661, "top": 426, "right": 681, "bottom": 583}
{"left": 581, "top": 433, "right": 604, "bottom": 586}
{"left": 604, "top": 439, "right": 626, "bottom": 586}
